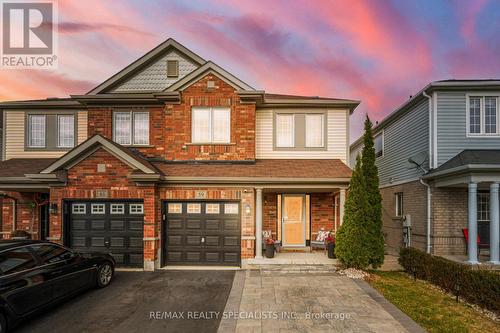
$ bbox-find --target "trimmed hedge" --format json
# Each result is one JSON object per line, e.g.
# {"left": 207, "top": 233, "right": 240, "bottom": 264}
{"left": 399, "top": 247, "right": 500, "bottom": 315}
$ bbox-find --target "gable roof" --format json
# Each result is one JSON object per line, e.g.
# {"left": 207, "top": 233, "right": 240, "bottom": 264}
{"left": 165, "top": 61, "right": 255, "bottom": 92}
{"left": 87, "top": 38, "right": 206, "bottom": 95}
{"left": 40, "top": 135, "right": 158, "bottom": 175}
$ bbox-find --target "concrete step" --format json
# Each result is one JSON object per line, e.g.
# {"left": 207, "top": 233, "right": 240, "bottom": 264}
{"left": 259, "top": 264, "right": 337, "bottom": 275}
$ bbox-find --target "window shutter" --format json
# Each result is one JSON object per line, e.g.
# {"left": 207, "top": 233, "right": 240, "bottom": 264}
{"left": 166, "top": 60, "right": 179, "bottom": 78}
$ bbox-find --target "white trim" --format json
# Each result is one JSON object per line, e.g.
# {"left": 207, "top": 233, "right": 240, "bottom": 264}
{"left": 466, "top": 93, "right": 500, "bottom": 138}
{"left": 110, "top": 203, "right": 125, "bottom": 214}
{"left": 129, "top": 203, "right": 144, "bottom": 214}
{"left": 113, "top": 111, "right": 150, "bottom": 146}
{"left": 275, "top": 113, "right": 295, "bottom": 148}
{"left": 91, "top": 203, "right": 105, "bottom": 214}
{"left": 71, "top": 203, "right": 86, "bottom": 214}
{"left": 191, "top": 107, "right": 231, "bottom": 144}
{"left": 56, "top": 114, "right": 75, "bottom": 148}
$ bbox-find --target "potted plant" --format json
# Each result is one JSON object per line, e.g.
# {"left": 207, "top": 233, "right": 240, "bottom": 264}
{"left": 265, "top": 238, "right": 275, "bottom": 258}
{"left": 326, "top": 233, "right": 335, "bottom": 258}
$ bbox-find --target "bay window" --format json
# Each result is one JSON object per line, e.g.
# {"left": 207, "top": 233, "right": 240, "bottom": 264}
{"left": 191, "top": 107, "right": 230, "bottom": 144}
{"left": 113, "top": 111, "right": 149, "bottom": 145}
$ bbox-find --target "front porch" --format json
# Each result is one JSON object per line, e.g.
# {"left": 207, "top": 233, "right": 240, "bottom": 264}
{"left": 243, "top": 250, "right": 337, "bottom": 267}
{"left": 253, "top": 189, "right": 346, "bottom": 261}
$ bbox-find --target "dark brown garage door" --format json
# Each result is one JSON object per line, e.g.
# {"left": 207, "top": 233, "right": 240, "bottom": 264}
{"left": 164, "top": 201, "right": 241, "bottom": 266}
{"left": 68, "top": 201, "right": 144, "bottom": 267}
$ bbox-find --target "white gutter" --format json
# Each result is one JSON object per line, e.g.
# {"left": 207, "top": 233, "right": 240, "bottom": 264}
{"left": 422, "top": 91, "right": 433, "bottom": 254}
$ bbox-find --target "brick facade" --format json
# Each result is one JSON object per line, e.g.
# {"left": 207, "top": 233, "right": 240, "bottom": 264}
{"left": 381, "top": 180, "right": 469, "bottom": 256}
{"left": 1, "top": 192, "right": 43, "bottom": 239}
{"left": 87, "top": 74, "right": 256, "bottom": 161}
{"left": 164, "top": 74, "right": 255, "bottom": 161}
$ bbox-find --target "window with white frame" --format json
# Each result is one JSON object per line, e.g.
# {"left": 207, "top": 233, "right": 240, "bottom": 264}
{"left": 113, "top": 111, "right": 149, "bottom": 145}
{"left": 224, "top": 203, "right": 239, "bottom": 214}
{"left": 28, "top": 115, "right": 46, "bottom": 148}
{"left": 167, "top": 203, "right": 182, "bottom": 214}
{"left": 395, "top": 193, "right": 403, "bottom": 217}
{"left": 110, "top": 204, "right": 124, "bottom": 214}
{"left": 468, "top": 96, "right": 499, "bottom": 135}
{"left": 275, "top": 114, "right": 294, "bottom": 147}
{"left": 72, "top": 203, "right": 86, "bottom": 214}
{"left": 187, "top": 203, "right": 201, "bottom": 214}
{"left": 191, "top": 107, "right": 230, "bottom": 143}
{"left": 305, "top": 114, "right": 324, "bottom": 147}
{"left": 130, "top": 204, "right": 144, "bottom": 214}
{"left": 57, "top": 115, "right": 75, "bottom": 148}
{"left": 375, "top": 133, "right": 383, "bottom": 158}
{"left": 477, "top": 193, "right": 490, "bottom": 221}
{"left": 91, "top": 204, "right": 105, "bottom": 214}
{"left": 206, "top": 203, "right": 220, "bottom": 214}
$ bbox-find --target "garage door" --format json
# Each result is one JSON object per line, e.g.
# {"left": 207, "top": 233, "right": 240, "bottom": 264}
{"left": 164, "top": 201, "right": 241, "bottom": 266}
{"left": 68, "top": 201, "right": 144, "bottom": 267}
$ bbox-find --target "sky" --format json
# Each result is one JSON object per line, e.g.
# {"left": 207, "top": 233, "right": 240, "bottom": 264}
{"left": 1, "top": 0, "right": 499, "bottom": 140}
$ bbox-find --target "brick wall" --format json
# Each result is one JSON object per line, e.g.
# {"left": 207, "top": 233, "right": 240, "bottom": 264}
{"left": 380, "top": 180, "right": 427, "bottom": 254}
{"left": 311, "top": 193, "right": 335, "bottom": 237}
{"left": 432, "top": 187, "right": 467, "bottom": 255}
{"left": 48, "top": 148, "right": 159, "bottom": 269}
{"left": 263, "top": 193, "right": 278, "bottom": 238}
{"left": 87, "top": 106, "right": 165, "bottom": 159}
{"left": 164, "top": 74, "right": 255, "bottom": 161}
{"left": 1, "top": 192, "right": 42, "bottom": 239}
{"left": 87, "top": 74, "right": 256, "bottom": 161}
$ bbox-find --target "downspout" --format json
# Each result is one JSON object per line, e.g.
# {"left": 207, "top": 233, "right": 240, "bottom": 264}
{"left": 422, "top": 91, "right": 433, "bottom": 254}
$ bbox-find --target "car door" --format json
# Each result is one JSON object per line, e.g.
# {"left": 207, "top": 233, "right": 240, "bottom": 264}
{"left": 30, "top": 244, "right": 92, "bottom": 300}
{"left": 0, "top": 246, "right": 52, "bottom": 315}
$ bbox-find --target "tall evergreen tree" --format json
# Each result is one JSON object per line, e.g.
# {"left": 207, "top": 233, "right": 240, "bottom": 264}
{"left": 334, "top": 155, "right": 371, "bottom": 268}
{"left": 361, "top": 116, "right": 385, "bottom": 268}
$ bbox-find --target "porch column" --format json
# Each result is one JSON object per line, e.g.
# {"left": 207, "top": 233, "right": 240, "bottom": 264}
{"left": 467, "top": 182, "right": 479, "bottom": 264}
{"left": 489, "top": 182, "right": 500, "bottom": 264}
{"left": 255, "top": 187, "right": 263, "bottom": 259}
{"left": 339, "top": 188, "right": 346, "bottom": 225}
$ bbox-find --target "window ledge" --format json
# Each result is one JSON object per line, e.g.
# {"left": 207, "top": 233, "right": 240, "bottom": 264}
{"left": 186, "top": 142, "right": 236, "bottom": 146}
{"left": 119, "top": 145, "right": 155, "bottom": 148}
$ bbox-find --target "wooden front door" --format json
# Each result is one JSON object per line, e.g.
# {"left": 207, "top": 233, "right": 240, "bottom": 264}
{"left": 282, "top": 195, "right": 305, "bottom": 246}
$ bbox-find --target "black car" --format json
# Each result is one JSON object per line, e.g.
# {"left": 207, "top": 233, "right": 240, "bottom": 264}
{"left": 0, "top": 240, "right": 115, "bottom": 332}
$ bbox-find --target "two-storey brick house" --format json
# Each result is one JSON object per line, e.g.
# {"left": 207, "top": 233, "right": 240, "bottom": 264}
{"left": 0, "top": 39, "right": 358, "bottom": 270}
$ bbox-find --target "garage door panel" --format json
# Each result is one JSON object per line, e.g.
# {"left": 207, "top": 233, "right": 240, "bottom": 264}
{"left": 69, "top": 201, "right": 144, "bottom": 267}
{"left": 165, "top": 201, "right": 240, "bottom": 266}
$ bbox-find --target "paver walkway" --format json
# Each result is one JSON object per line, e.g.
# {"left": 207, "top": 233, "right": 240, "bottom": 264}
{"left": 219, "top": 268, "right": 424, "bottom": 333}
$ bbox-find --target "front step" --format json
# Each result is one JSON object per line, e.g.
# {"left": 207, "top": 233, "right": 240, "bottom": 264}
{"left": 258, "top": 264, "right": 337, "bottom": 275}
{"left": 279, "top": 247, "right": 311, "bottom": 253}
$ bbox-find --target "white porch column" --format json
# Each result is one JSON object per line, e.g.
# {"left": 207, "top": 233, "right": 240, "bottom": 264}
{"left": 467, "top": 182, "right": 479, "bottom": 264}
{"left": 339, "top": 188, "right": 346, "bottom": 225}
{"left": 255, "top": 187, "right": 263, "bottom": 259}
{"left": 489, "top": 183, "right": 500, "bottom": 264}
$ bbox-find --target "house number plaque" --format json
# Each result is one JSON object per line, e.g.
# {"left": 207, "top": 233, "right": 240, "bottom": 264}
{"left": 195, "top": 191, "right": 208, "bottom": 199}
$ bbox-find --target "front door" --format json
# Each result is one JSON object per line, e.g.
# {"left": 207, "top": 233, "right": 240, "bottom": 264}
{"left": 282, "top": 195, "right": 305, "bottom": 247}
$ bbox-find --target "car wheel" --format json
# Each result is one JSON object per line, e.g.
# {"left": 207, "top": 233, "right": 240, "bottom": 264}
{"left": 96, "top": 262, "right": 114, "bottom": 288}
{"left": 0, "top": 312, "right": 7, "bottom": 333}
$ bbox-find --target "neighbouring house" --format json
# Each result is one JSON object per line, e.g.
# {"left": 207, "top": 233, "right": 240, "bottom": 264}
{"left": 0, "top": 39, "right": 358, "bottom": 270}
{"left": 350, "top": 79, "right": 500, "bottom": 264}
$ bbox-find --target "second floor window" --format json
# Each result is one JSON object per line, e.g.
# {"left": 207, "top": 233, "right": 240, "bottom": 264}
{"left": 28, "top": 115, "right": 46, "bottom": 148}
{"left": 191, "top": 107, "right": 230, "bottom": 144}
{"left": 275, "top": 112, "right": 326, "bottom": 149}
{"left": 57, "top": 115, "right": 75, "bottom": 148}
{"left": 113, "top": 111, "right": 149, "bottom": 145}
{"left": 469, "top": 96, "right": 498, "bottom": 135}
{"left": 374, "top": 133, "right": 383, "bottom": 158}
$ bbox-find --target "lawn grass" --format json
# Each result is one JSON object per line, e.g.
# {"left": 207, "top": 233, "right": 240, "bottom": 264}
{"left": 367, "top": 271, "right": 500, "bottom": 333}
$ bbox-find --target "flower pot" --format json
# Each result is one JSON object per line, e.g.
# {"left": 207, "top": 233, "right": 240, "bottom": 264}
{"left": 327, "top": 242, "right": 335, "bottom": 258}
{"left": 265, "top": 244, "right": 275, "bottom": 258}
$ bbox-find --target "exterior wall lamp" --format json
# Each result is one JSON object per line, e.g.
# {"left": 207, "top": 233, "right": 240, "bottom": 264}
{"left": 244, "top": 204, "right": 251, "bottom": 215}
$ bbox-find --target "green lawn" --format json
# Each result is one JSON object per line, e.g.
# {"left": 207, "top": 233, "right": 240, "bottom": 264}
{"left": 367, "top": 271, "right": 500, "bottom": 333}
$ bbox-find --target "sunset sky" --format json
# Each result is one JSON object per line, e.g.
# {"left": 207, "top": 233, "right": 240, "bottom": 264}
{"left": 1, "top": 0, "right": 499, "bottom": 140}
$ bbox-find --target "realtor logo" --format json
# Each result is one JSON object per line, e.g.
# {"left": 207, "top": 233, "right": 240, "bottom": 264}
{"left": 1, "top": 0, "right": 58, "bottom": 68}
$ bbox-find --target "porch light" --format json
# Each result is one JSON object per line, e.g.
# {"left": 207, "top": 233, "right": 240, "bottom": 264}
{"left": 244, "top": 204, "right": 251, "bottom": 215}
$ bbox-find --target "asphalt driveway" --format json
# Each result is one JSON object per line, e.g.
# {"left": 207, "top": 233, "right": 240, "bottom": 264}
{"left": 14, "top": 270, "right": 235, "bottom": 333}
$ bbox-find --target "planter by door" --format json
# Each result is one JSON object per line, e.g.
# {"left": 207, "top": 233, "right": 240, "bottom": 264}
{"left": 327, "top": 242, "right": 335, "bottom": 258}
{"left": 265, "top": 244, "right": 275, "bottom": 258}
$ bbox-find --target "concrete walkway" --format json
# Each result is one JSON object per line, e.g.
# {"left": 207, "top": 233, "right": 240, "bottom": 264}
{"left": 219, "top": 268, "right": 425, "bottom": 333}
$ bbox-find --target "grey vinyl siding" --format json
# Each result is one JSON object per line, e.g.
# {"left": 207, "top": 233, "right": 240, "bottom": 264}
{"left": 377, "top": 99, "right": 429, "bottom": 186}
{"left": 350, "top": 99, "right": 429, "bottom": 186}
{"left": 436, "top": 91, "right": 500, "bottom": 166}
